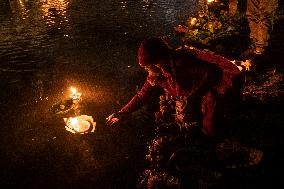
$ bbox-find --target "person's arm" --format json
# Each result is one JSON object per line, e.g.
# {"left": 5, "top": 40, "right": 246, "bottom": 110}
{"left": 106, "top": 81, "right": 158, "bottom": 125}
{"left": 118, "top": 81, "right": 158, "bottom": 114}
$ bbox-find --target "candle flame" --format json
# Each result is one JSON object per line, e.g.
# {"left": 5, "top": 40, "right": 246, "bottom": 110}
{"left": 69, "top": 117, "right": 78, "bottom": 125}
{"left": 191, "top": 18, "right": 197, "bottom": 25}
{"left": 70, "top": 86, "right": 81, "bottom": 100}
{"left": 64, "top": 115, "right": 96, "bottom": 134}
{"left": 69, "top": 117, "right": 80, "bottom": 132}
{"left": 207, "top": 0, "right": 214, "bottom": 3}
{"left": 71, "top": 86, "right": 77, "bottom": 94}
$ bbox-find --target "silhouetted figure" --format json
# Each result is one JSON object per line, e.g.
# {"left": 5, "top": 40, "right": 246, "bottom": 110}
{"left": 106, "top": 37, "right": 244, "bottom": 137}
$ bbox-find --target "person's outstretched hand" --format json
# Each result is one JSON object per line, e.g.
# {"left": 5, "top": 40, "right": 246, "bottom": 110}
{"left": 106, "top": 113, "right": 121, "bottom": 126}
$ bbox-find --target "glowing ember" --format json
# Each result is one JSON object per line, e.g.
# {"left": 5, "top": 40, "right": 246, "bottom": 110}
{"left": 230, "top": 60, "right": 252, "bottom": 72}
{"left": 64, "top": 115, "right": 96, "bottom": 134}
{"left": 190, "top": 17, "right": 197, "bottom": 25}
{"left": 70, "top": 86, "right": 81, "bottom": 100}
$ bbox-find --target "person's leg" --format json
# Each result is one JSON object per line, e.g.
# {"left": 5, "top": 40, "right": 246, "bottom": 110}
{"left": 255, "top": 0, "right": 278, "bottom": 53}
{"left": 243, "top": 0, "right": 278, "bottom": 57}
{"left": 240, "top": 0, "right": 260, "bottom": 59}
{"left": 246, "top": 0, "right": 260, "bottom": 45}
{"left": 229, "top": 0, "right": 238, "bottom": 16}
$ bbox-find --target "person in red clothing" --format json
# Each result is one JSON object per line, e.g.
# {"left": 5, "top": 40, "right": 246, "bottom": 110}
{"left": 106, "top": 37, "right": 244, "bottom": 137}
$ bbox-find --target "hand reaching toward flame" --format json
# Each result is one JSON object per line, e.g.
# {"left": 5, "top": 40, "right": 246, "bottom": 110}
{"left": 106, "top": 112, "right": 127, "bottom": 126}
{"left": 106, "top": 113, "right": 120, "bottom": 126}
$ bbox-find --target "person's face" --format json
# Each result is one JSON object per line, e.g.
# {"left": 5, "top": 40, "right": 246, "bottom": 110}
{"left": 144, "top": 64, "right": 161, "bottom": 76}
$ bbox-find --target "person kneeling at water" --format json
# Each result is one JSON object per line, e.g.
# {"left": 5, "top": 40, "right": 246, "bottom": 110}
{"left": 106, "top": 37, "right": 244, "bottom": 137}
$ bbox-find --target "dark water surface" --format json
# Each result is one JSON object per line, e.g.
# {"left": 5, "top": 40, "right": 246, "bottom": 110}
{"left": 0, "top": 0, "right": 199, "bottom": 105}
{"left": 0, "top": 0, "right": 199, "bottom": 188}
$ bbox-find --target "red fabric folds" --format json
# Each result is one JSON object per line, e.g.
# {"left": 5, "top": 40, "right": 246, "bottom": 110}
{"left": 119, "top": 47, "right": 243, "bottom": 136}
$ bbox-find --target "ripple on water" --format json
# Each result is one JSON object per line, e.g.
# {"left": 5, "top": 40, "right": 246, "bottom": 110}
{"left": 1, "top": 1, "right": 202, "bottom": 188}
{"left": 0, "top": 0, "right": 199, "bottom": 106}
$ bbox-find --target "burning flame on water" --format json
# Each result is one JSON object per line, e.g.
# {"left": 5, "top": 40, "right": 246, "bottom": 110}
{"left": 69, "top": 117, "right": 80, "bottom": 131}
{"left": 70, "top": 86, "right": 81, "bottom": 100}
{"left": 62, "top": 86, "right": 96, "bottom": 134}
{"left": 64, "top": 115, "right": 96, "bottom": 134}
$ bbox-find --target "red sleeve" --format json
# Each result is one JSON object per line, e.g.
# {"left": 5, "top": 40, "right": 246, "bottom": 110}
{"left": 118, "top": 81, "right": 158, "bottom": 114}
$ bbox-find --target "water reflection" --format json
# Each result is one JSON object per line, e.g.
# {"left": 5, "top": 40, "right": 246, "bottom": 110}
{"left": 142, "top": 0, "right": 152, "bottom": 10}
{"left": 0, "top": 0, "right": 72, "bottom": 105}
{"left": 40, "top": 0, "right": 69, "bottom": 28}
{"left": 120, "top": 1, "right": 128, "bottom": 10}
{"left": 0, "top": 0, "right": 199, "bottom": 105}
{"left": 8, "top": 0, "right": 70, "bottom": 33}
{"left": 17, "top": 0, "right": 28, "bottom": 19}
{"left": 0, "top": 0, "right": 71, "bottom": 59}
{"left": 0, "top": 2, "right": 202, "bottom": 186}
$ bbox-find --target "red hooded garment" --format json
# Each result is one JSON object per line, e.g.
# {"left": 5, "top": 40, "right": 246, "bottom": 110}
{"left": 118, "top": 46, "right": 243, "bottom": 136}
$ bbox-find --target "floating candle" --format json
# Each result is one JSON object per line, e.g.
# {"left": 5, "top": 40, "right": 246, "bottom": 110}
{"left": 64, "top": 115, "right": 96, "bottom": 134}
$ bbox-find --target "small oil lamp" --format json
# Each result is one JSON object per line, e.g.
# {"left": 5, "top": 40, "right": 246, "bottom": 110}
{"left": 70, "top": 86, "right": 81, "bottom": 100}
{"left": 50, "top": 86, "right": 81, "bottom": 116}
{"left": 51, "top": 86, "right": 96, "bottom": 134}
{"left": 64, "top": 115, "right": 96, "bottom": 134}
{"left": 63, "top": 87, "right": 96, "bottom": 134}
